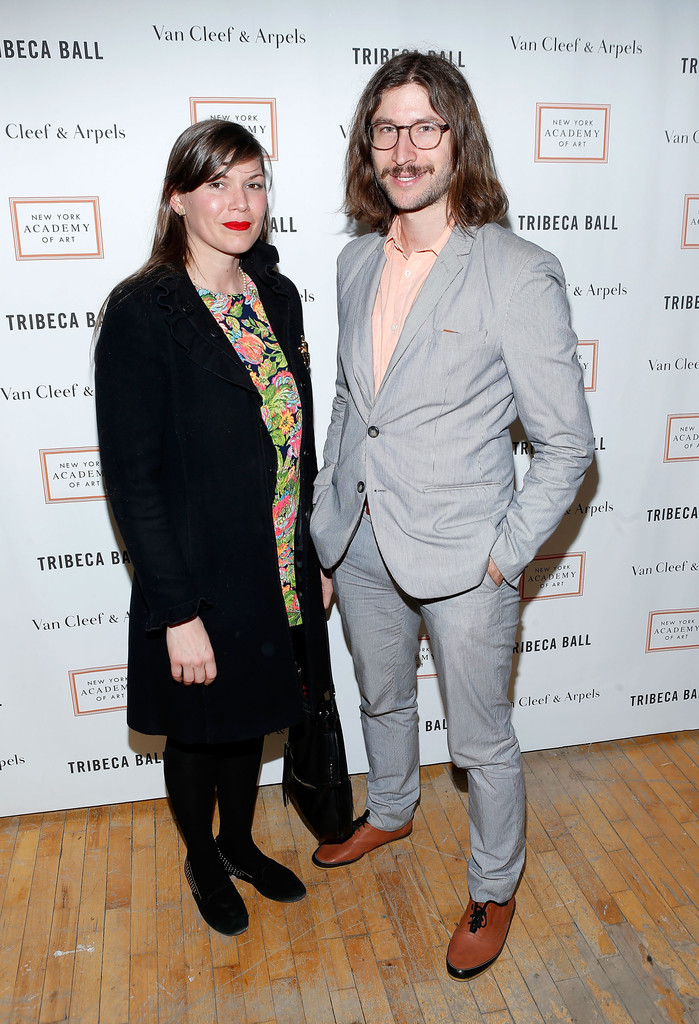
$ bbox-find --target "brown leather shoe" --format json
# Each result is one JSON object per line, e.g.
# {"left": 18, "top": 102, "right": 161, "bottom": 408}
{"left": 312, "top": 811, "right": 412, "bottom": 868}
{"left": 446, "top": 896, "right": 516, "bottom": 980}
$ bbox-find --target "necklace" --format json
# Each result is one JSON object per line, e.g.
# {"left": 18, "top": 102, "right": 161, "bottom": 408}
{"left": 187, "top": 264, "right": 244, "bottom": 296}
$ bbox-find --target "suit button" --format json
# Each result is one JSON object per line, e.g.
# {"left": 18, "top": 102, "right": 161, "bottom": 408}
{"left": 357, "top": 481, "right": 365, "bottom": 493}
{"left": 367, "top": 425, "right": 379, "bottom": 438}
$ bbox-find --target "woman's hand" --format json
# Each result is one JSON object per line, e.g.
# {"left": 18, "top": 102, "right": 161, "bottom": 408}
{"left": 166, "top": 616, "right": 217, "bottom": 685}
{"left": 321, "top": 569, "right": 334, "bottom": 610}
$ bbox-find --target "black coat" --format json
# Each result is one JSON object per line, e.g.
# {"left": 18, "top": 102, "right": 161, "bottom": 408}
{"left": 95, "top": 241, "right": 331, "bottom": 744}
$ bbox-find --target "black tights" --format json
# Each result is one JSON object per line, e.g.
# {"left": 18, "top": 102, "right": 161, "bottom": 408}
{"left": 163, "top": 734, "right": 265, "bottom": 896}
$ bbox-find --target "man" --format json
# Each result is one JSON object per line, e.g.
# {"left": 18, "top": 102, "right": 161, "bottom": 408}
{"left": 310, "top": 53, "right": 594, "bottom": 979}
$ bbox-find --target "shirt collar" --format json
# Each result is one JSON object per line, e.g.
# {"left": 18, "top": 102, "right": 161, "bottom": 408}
{"left": 384, "top": 216, "right": 454, "bottom": 258}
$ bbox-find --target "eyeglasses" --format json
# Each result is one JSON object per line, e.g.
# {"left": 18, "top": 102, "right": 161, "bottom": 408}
{"left": 367, "top": 120, "right": 450, "bottom": 151}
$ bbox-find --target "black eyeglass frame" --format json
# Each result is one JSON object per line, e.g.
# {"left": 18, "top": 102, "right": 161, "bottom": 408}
{"left": 367, "top": 121, "right": 451, "bottom": 151}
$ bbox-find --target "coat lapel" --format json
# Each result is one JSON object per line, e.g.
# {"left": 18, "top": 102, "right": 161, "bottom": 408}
{"left": 345, "top": 234, "right": 388, "bottom": 405}
{"left": 377, "top": 227, "right": 476, "bottom": 395}
{"left": 158, "top": 274, "right": 259, "bottom": 393}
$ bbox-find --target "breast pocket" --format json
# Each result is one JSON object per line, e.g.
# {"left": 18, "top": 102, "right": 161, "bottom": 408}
{"left": 435, "top": 327, "right": 489, "bottom": 369}
{"left": 435, "top": 327, "right": 488, "bottom": 344}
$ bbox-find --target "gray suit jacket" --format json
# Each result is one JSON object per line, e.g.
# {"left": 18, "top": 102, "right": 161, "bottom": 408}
{"left": 311, "top": 222, "right": 594, "bottom": 599}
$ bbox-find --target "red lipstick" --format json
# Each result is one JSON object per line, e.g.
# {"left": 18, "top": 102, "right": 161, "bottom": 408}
{"left": 224, "top": 221, "right": 251, "bottom": 230}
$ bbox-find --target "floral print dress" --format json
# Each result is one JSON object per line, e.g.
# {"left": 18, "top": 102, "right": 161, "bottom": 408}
{"left": 199, "top": 273, "right": 303, "bottom": 626}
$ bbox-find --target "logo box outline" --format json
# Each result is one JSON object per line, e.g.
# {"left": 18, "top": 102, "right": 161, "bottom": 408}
{"left": 681, "top": 194, "right": 699, "bottom": 249}
{"left": 645, "top": 609, "right": 699, "bottom": 653}
{"left": 417, "top": 634, "right": 438, "bottom": 679}
{"left": 520, "top": 551, "right": 586, "bottom": 601}
{"left": 664, "top": 413, "right": 699, "bottom": 463}
{"left": 577, "top": 340, "right": 599, "bottom": 392}
{"left": 189, "top": 97, "right": 278, "bottom": 160}
{"left": 69, "top": 665, "right": 128, "bottom": 716}
{"left": 39, "top": 446, "right": 105, "bottom": 504}
{"left": 535, "top": 103, "right": 611, "bottom": 163}
{"left": 9, "top": 197, "right": 104, "bottom": 260}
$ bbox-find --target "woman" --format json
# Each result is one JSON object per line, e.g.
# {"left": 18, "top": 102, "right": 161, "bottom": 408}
{"left": 95, "top": 120, "right": 332, "bottom": 936}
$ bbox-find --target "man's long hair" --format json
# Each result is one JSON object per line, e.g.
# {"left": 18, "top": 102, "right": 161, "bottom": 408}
{"left": 345, "top": 53, "right": 508, "bottom": 234}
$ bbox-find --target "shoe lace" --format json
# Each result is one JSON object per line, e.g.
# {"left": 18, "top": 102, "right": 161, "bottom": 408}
{"left": 354, "top": 810, "right": 370, "bottom": 831}
{"left": 469, "top": 902, "right": 488, "bottom": 933}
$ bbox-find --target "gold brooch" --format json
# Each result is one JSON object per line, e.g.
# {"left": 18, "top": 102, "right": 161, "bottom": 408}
{"left": 299, "top": 335, "right": 310, "bottom": 369}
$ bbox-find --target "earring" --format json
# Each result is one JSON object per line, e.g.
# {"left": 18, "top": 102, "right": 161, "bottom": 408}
{"left": 178, "top": 207, "right": 185, "bottom": 216}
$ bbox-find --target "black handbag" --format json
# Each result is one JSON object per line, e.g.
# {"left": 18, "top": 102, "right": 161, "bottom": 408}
{"left": 283, "top": 685, "right": 354, "bottom": 843}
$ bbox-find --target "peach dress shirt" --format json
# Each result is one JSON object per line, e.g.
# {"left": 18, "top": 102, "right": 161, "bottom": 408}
{"left": 371, "top": 218, "right": 453, "bottom": 394}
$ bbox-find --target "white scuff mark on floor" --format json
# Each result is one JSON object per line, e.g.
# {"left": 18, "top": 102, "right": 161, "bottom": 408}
{"left": 52, "top": 944, "right": 94, "bottom": 958}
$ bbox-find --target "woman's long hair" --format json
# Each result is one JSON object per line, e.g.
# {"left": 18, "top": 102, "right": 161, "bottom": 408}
{"left": 345, "top": 53, "right": 508, "bottom": 234}
{"left": 143, "top": 119, "right": 271, "bottom": 277}
{"left": 98, "top": 119, "right": 271, "bottom": 320}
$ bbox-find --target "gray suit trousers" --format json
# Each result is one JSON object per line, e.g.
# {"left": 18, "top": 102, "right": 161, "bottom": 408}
{"left": 334, "top": 511, "right": 525, "bottom": 903}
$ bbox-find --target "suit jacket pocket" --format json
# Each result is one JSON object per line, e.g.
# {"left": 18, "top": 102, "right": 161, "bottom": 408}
{"left": 422, "top": 481, "right": 498, "bottom": 491}
{"left": 423, "top": 482, "right": 500, "bottom": 531}
{"left": 434, "top": 328, "right": 488, "bottom": 344}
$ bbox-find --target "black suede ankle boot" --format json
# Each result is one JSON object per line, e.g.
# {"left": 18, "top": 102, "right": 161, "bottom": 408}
{"left": 215, "top": 838, "right": 306, "bottom": 903}
{"left": 184, "top": 857, "right": 249, "bottom": 935}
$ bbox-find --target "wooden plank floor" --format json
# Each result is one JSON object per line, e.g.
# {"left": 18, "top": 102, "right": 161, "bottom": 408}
{"left": 1, "top": 731, "right": 698, "bottom": 1024}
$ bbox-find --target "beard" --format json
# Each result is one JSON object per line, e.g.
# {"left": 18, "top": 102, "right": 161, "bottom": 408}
{"left": 376, "top": 161, "right": 451, "bottom": 213}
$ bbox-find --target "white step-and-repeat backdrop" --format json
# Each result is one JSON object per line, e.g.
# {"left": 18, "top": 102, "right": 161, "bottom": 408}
{"left": 1, "top": 0, "right": 697, "bottom": 816}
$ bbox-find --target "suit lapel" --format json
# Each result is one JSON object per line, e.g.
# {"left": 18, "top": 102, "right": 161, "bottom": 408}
{"left": 345, "top": 237, "right": 385, "bottom": 407}
{"left": 377, "top": 227, "right": 476, "bottom": 395}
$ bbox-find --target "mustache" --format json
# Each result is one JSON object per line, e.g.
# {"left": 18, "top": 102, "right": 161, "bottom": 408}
{"left": 380, "top": 164, "right": 434, "bottom": 179}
